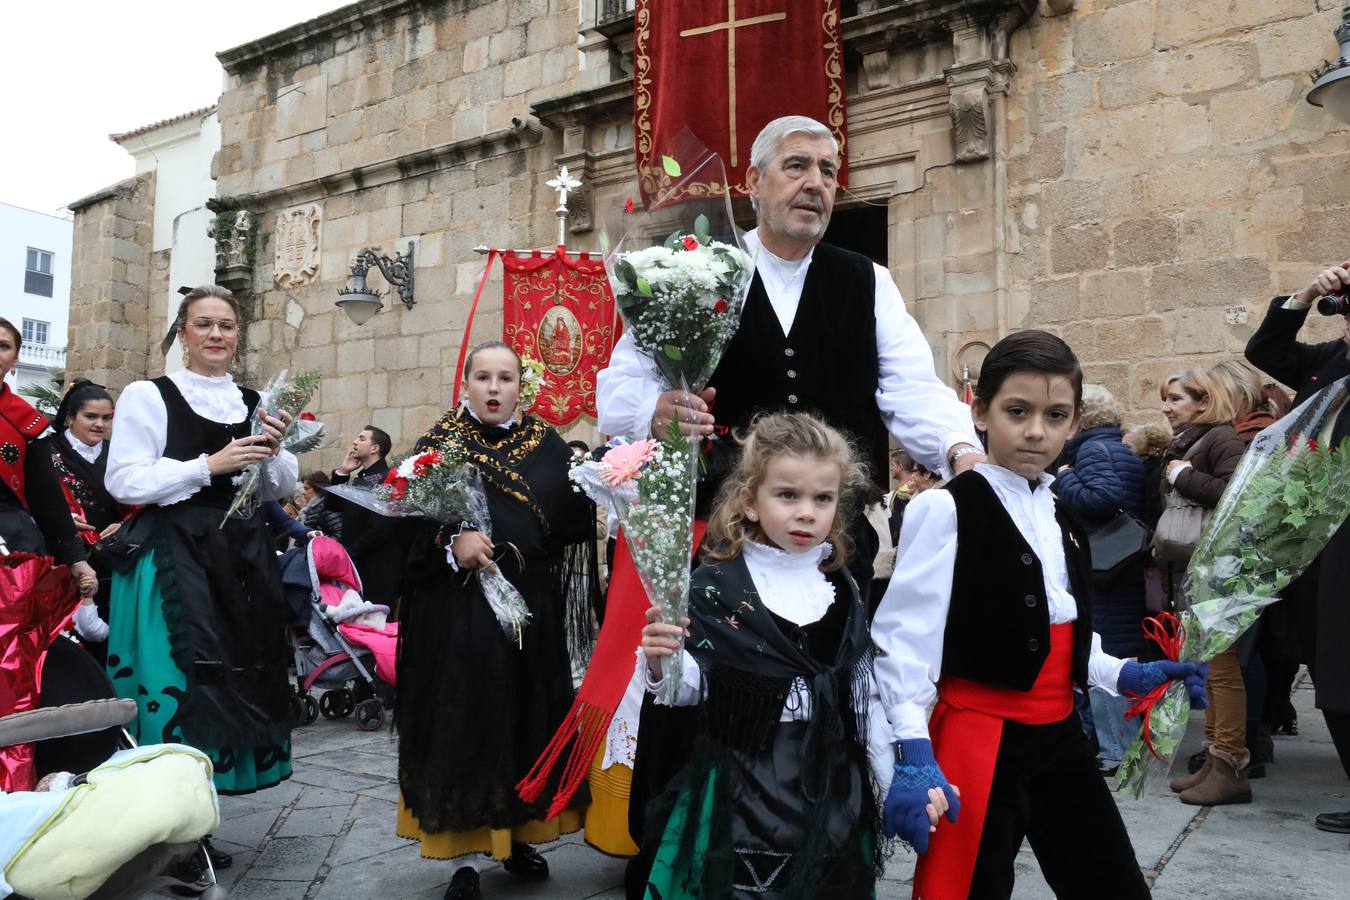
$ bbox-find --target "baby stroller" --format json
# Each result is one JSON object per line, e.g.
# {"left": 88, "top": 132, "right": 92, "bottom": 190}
{"left": 280, "top": 536, "right": 395, "bottom": 732}
{"left": 0, "top": 634, "right": 225, "bottom": 900}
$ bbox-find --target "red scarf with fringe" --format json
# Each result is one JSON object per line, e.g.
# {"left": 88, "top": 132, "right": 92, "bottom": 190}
{"left": 517, "top": 521, "right": 706, "bottom": 818}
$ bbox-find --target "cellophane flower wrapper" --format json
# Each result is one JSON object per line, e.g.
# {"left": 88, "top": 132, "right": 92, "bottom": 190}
{"left": 325, "top": 445, "right": 531, "bottom": 643}
{"left": 570, "top": 428, "right": 699, "bottom": 704}
{"left": 601, "top": 130, "right": 756, "bottom": 395}
{"left": 596, "top": 133, "right": 755, "bottom": 701}
{"left": 283, "top": 417, "right": 327, "bottom": 455}
{"left": 222, "top": 368, "right": 322, "bottom": 527}
{"left": 1117, "top": 375, "right": 1350, "bottom": 797}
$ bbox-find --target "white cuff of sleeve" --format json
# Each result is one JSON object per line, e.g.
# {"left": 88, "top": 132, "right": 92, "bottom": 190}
{"left": 194, "top": 454, "right": 212, "bottom": 485}
{"left": 888, "top": 703, "right": 933, "bottom": 743}
{"left": 444, "top": 522, "right": 475, "bottom": 572}
{"left": 941, "top": 436, "right": 981, "bottom": 480}
{"left": 74, "top": 603, "right": 109, "bottom": 642}
{"left": 1166, "top": 461, "right": 1192, "bottom": 484}
{"left": 1283, "top": 294, "right": 1312, "bottom": 311}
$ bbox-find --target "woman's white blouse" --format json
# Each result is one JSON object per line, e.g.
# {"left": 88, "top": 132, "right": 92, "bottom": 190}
{"left": 106, "top": 369, "right": 299, "bottom": 507}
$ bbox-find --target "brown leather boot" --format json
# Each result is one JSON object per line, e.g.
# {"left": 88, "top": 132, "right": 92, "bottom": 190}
{"left": 1179, "top": 747, "right": 1252, "bottom": 806}
{"left": 1170, "top": 748, "right": 1212, "bottom": 793}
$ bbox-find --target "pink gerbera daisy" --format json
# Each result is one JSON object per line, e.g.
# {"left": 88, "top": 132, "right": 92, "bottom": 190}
{"left": 601, "top": 439, "right": 658, "bottom": 487}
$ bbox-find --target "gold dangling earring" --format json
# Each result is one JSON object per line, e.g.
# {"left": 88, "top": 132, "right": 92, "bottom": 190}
{"left": 181, "top": 344, "right": 190, "bottom": 368}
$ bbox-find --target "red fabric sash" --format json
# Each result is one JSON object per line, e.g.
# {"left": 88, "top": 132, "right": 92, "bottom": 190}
{"left": 0, "top": 383, "right": 49, "bottom": 509}
{"left": 517, "top": 520, "right": 706, "bottom": 819}
{"left": 912, "top": 623, "right": 1076, "bottom": 900}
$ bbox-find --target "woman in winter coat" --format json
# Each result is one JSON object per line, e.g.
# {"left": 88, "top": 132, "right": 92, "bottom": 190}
{"left": 1054, "top": 384, "right": 1148, "bottom": 773}
{"left": 1158, "top": 368, "right": 1249, "bottom": 808}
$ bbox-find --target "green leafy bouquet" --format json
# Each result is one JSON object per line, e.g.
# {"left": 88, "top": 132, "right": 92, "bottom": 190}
{"left": 222, "top": 368, "right": 322, "bottom": 527}
{"left": 1118, "top": 376, "right": 1350, "bottom": 796}
{"left": 569, "top": 428, "right": 699, "bottom": 704}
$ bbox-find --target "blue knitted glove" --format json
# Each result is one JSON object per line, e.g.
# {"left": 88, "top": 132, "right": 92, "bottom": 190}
{"left": 1117, "top": 660, "right": 1208, "bottom": 709}
{"left": 882, "top": 739, "right": 960, "bottom": 854}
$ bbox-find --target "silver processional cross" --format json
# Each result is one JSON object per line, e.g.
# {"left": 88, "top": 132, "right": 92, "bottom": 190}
{"left": 546, "top": 165, "right": 582, "bottom": 247}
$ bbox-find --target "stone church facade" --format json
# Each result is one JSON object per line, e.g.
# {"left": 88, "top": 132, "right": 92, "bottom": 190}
{"left": 66, "top": 0, "right": 1350, "bottom": 465}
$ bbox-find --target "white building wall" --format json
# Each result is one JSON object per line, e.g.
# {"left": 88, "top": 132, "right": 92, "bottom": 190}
{"left": 118, "top": 110, "right": 220, "bottom": 374}
{"left": 0, "top": 202, "right": 72, "bottom": 394}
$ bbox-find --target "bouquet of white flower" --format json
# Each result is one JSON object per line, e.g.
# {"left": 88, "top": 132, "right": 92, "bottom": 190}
{"left": 569, "top": 431, "right": 699, "bottom": 702}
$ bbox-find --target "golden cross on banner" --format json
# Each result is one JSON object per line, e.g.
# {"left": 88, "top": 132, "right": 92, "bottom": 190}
{"left": 679, "top": 0, "right": 787, "bottom": 168}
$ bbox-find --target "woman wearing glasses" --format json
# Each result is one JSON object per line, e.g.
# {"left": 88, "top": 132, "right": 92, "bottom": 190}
{"left": 104, "top": 286, "right": 298, "bottom": 826}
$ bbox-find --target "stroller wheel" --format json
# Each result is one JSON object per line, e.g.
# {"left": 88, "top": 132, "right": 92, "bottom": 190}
{"left": 320, "top": 689, "right": 354, "bottom": 719}
{"left": 303, "top": 694, "right": 320, "bottom": 726}
{"left": 288, "top": 693, "right": 306, "bottom": 726}
{"left": 355, "top": 698, "right": 385, "bottom": 732}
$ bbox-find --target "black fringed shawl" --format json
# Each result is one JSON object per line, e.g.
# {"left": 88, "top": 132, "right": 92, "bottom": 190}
{"left": 644, "top": 552, "right": 884, "bottom": 900}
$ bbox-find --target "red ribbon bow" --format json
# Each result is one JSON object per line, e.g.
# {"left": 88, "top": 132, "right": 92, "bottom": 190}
{"left": 1124, "top": 611, "right": 1186, "bottom": 762}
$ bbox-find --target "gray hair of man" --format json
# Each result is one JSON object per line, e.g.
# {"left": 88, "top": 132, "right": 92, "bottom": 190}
{"left": 747, "top": 116, "right": 840, "bottom": 213}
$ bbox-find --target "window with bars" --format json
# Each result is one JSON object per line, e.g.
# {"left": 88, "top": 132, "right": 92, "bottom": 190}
{"left": 21, "top": 319, "right": 49, "bottom": 345}
{"left": 25, "top": 247, "right": 54, "bottom": 296}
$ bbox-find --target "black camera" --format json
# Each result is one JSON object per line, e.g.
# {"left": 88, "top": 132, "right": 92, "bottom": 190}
{"left": 1316, "top": 291, "right": 1350, "bottom": 316}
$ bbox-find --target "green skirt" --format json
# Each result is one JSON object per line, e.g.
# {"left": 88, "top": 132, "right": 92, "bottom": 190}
{"left": 108, "top": 549, "right": 292, "bottom": 795}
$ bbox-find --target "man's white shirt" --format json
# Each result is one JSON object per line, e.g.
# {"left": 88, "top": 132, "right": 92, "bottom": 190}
{"left": 594, "top": 228, "right": 979, "bottom": 478}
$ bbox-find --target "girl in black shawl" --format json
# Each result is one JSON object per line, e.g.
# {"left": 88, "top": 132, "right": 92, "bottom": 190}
{"left": 639, "top": 413, "right": 888, "bottom": 899}
{"left": 395, "top": 341, "right": 598, "bottom": 900}
{"left": 32, "top": 380, "right": 127, "bottom": 662}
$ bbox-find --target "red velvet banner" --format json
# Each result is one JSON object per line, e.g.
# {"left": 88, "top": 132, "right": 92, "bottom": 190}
{"left": 634, "top": 0, "right": 847, "bottom": 203}
{"left": 501, "top": 248, "right": 618, "bottom": 427}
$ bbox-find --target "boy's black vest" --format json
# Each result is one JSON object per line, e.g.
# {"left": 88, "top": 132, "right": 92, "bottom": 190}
{"left": 942, "top": 470, "right": 1093, "bottom": 691}
{"left": 703, "top": 242, "right": 889, "bottom": 512}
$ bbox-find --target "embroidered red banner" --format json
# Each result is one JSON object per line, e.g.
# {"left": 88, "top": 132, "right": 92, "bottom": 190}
{"left": 501, "top": 248, "right": 617, "bottom": 427}
{"left": 634, "top": 0, "right": 847, "bottom": 204}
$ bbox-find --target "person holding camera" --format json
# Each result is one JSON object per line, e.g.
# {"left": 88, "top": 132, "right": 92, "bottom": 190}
{"left": 1245, "top": 262, "right": 1350, "bottom": 838}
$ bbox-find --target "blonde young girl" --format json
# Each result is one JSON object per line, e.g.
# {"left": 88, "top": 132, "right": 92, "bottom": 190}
{"left": 638, "top": 412, "right": 896, "bottom": 900}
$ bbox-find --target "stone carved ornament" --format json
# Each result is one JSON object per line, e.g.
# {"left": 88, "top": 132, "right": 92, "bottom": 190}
{"left": 273, "top": 203, "right": 323, "bottom": 287}
{"left": 949, "top": 85, "right": 992, "bottom": 163}
{"left": 209, "top": 210, "right": 253, "bottom": 271}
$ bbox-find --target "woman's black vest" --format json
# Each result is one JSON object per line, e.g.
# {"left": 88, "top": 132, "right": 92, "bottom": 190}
{"left": 702, "top": 242, "right": 888, "bottom": 513}
{"left": 941, "top": 471, "right": 1094, "bottom": 691}
{"left": 153, "top": 376, "right": 259, "bottom": 508}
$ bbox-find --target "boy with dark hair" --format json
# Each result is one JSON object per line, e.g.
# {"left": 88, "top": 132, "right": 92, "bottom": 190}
{"left": 872, "top": 330, "right": 1207, "bottom": 899}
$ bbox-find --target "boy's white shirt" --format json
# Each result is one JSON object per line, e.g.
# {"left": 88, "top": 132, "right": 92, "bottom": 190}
{"left": 870, "top": 463, "right": 1128, "bottom": 745}
{"left": 645, "top": 539, "right": 895, "bottom": 787}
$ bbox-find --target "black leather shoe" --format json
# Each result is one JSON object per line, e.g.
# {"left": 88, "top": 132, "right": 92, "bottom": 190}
{"left": 201, "top": 835, "right": 233, "bottom": 871}
{"left": 502, "top": 843, "right": 549, "bottom": 881}
{"left": 1315, "top": 810, "right": 1350, "bottom": 834}
{"left": 444, "top": 866, "right": 481, "bottom": 900}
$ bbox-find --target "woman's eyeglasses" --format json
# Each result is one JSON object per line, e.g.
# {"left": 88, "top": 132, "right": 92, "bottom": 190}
{"left": 188, "top": 317, "right": 238, "bottom": 335}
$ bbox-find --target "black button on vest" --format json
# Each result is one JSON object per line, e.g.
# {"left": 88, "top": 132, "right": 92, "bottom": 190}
{"left": 703, "top": 242, "right": 888, "bottom": 511}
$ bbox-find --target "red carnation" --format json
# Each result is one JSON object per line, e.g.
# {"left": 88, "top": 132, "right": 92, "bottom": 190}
{"left": 682, "top": 235, "right": 700, "bottom": 251}
{"left": 713, "top": 298, "right": 729, "bottom": 313}
{"left": 412, "top": 450, "right": 442, "bottom": 477}
{"left": 387, "top": 475, "right": 410, "bottom": 501}
{"left": 299, "top": 411, "right": 316, "bottom": 421}
{"left": 625, "top": 197, "right": 635, "bottom": 213}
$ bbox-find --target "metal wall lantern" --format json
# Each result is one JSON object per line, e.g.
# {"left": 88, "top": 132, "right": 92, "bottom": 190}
{"left": 1309, "top": 4, "right": 1350, "bottom": 125}
{"left": 335, "top": 243, "right": 415, "bottom": 325}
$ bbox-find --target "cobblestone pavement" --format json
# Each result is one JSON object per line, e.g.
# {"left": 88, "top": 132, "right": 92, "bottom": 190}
{"left": 192, "top": 674, "right": 1350, "bottom": 899}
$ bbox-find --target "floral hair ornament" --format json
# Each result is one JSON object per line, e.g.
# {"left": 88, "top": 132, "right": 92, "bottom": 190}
{"left": 518, "top": 353, "right": 548, "bottom": 413}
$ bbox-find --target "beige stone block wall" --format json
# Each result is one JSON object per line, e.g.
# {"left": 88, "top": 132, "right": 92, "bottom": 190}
{"left": 1006, "top": 0, "right": 1350, "bottom": 423}
{"left": 67, "top": 173, "right": 157, "bottom": 393}
{"left": 217, "top": 0, "right": 587, "bottom": 470}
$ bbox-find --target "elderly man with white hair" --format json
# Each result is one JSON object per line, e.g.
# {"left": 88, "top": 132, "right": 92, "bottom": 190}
{"left": 595, "top": 115, "right": 983, "bottom": 898}
{"left": 600, "top": 114, "right": 982, "bottom": 561}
